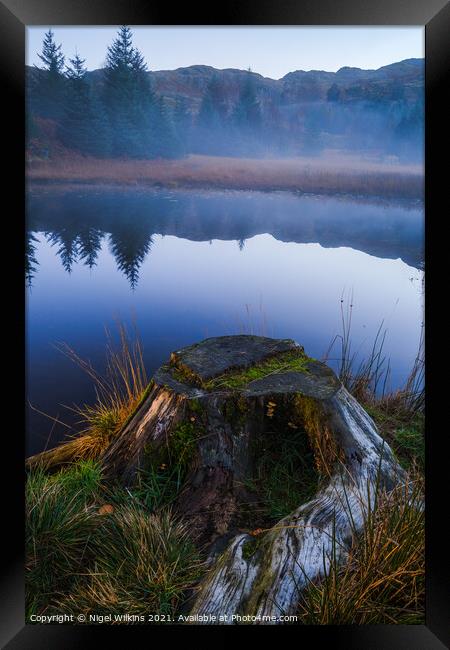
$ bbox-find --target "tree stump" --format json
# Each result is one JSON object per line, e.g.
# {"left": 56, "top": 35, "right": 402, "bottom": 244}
{"left": 100, "top": 335, "right": 406, "bottom": 621}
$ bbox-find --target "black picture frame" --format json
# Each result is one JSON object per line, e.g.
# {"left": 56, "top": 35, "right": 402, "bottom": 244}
{"left": 1, "top": 0, "right": 448, "bottom": 647}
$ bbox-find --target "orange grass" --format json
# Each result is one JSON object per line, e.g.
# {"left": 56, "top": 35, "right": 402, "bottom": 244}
{"left": 26, "top": 154, "right": 423, "bottom": 199}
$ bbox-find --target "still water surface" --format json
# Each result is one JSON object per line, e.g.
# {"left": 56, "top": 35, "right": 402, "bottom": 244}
{"left": 26, "top": 187, "right": 424, "bottom": 455}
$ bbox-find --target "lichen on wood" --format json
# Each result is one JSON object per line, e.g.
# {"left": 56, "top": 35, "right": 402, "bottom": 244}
{"left": 27, "top": 334, "right": 407, "bottom": 623}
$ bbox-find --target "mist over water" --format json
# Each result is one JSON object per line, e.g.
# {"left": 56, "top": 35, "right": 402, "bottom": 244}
{"left": 26, "top": 187, "right": 423, "bottom": 455}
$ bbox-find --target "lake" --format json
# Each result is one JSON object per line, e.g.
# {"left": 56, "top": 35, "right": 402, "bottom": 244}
{"left": 26, "top": 186, "right": 424, "bottom": 455}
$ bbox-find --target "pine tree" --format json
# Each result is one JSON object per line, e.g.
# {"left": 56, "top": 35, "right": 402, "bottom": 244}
{"left": 60, "top": 53, "right": 112, "bottom": 157}
{"left": 198, "top": 75, "right": 227, "bottom": 129}
{"left": 25, "top": 232, "right": 39, "bottom": 287}
{"left": 151, "top": 98, "right": 181, "bottom": 158}
{"left": 108, "top": 226, "right": 154, "bottom": 289}
{"left": 77, "top": 228, "right": 104, "bottom": 268}
{"left": 173, "top": 97, "right": 192, "bottom": 155}
{"left": 233, "top": 69, "right": 261, "bottom": 130}
{"left": 232, "top": 69, "right": 262, "bottom": 154}
{"left": 45, "top": 229, "right": 79, "bottom": 274}
{"left": 34, "top": 29, "right": 66, "bottom": 119}
{"left": 303, "top": 110, "right": 323, "bottom": 156}
{"left": 327, "top": 83, "right": 341, "bottom": 102}
{"left": 102, "top": 26, "right": 156, "bottom": 158}
{"left": 195, "top": 75, "right": 228, "bottom": 154}
{"left": 59, "top": 54, "right": 91, "bottom": 152}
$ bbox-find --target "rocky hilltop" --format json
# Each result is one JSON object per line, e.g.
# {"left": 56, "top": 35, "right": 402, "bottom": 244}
{"left": 86, "top": 58, "right": 424, "bottom": 112}
{"left": 27, "top": 58, "right": 423, "bottom": 114}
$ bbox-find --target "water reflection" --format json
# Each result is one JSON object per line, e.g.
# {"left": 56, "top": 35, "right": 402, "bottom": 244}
{"left": 27, "top": 188, "right": 423, "bottom": 288}
{"left": 26, "top": 187, "right": 424, "bottom": 455}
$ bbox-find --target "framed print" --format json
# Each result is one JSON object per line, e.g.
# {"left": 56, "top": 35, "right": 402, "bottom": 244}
{"left": 1, "top": 0, "right": 448, "bottom": 646}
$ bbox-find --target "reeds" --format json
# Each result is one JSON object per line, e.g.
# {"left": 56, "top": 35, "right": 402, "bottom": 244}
{"left": 26, "top": 154, "right": 424, "bottom": 200}
{"left": 27, "top": 321, "right": 149, "bottom": 469}
{"left": 323, "top": 292, "right": 424, "bottom": 417}
{"left": 297, "top": 472, "right": 424, "bottom": 624}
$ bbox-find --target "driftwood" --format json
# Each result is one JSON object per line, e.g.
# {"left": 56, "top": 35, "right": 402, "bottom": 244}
{"left": 29, "top": 335, "right": 406, "bottom": 621}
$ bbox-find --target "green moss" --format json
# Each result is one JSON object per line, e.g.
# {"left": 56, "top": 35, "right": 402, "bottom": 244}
{"left": 291, "top": 393, "right": 343, "bottom": 475}
{"left": 242, "top": 537, "right": 263, "bottom": 560}
{"left": 169, "top": 422, "right": 200, "bottom": 468}
{"left": 204, "top": 350, "right": 311, "bottom": 392}
{"left": 188, "top": 398, "right": 204, "bottom": 414}
{"left": 392, "top": 427, "right": 425, "bottom": 470}
{"left": 119, "top": 380, "right": 154, "bottom": 431}
{"left": 170, "top": 362, "right": 203, "bottom": 388}
{"left": 364, "top": 405, "right": 424, "bottom": 471}
{"left": 222, "top": 395, "right": 250, "bottom": 425}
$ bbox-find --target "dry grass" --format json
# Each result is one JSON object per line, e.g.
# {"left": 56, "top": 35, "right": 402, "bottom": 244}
{"left": 26, "top": 462, "right": 203, "bottom": 621}
{"left": 297, "top": 472, "right": 424, "bottom": 624}
{"left": 324, "top": 293, "right": 424, "bottom": 414}
{"left": 27, "top": 322, "right": 149, "bottom": 471}
{"left": 26, "top": 153, "right": 423, "bottom": 199}
{"left": 57, "top": 505, "right": 204, "bottom": 620}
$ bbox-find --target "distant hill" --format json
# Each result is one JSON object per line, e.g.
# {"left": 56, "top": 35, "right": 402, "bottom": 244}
{"left": 26, "top": 59, "right": 424, "bottom": 160}
{"left": 79, "top": 58, "right": 424, "bottom": 111}
{"left": 26, "top": 58, "right": 424, "bottom": 110}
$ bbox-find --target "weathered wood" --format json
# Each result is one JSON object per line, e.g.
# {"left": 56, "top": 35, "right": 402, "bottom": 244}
{"left": 99, "top": 335, "right": 406, "bottom": 621}
{"left": 29, "top": 334, "right": 406, "bottom": 621}
{"left": 100, "top": 336, "right": 345, "bottom": 542}
{"left": 26, "top": 437, "right": 86, "bottom": 471}
{"left": 188, "top": 385, "right": 404, "bottom": 622}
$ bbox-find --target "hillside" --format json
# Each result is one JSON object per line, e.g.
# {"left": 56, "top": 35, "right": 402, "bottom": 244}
{"left": 26, "top": 58, "right": 424, "bottom": 161}
{"left": 27, "top": 58, "right": 423, "bottom": 112}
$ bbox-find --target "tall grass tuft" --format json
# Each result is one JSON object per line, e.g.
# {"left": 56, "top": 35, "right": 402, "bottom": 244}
{"left": 28, "top": 321, "right": 149, "bottom": 469}
{"left": 59, "top": 505, "right": 203, "bottom": 619}
{"left": 26, "top": 461, "right": 103, "bottom": 617}
{"left": 323, "top": 293, "right": 424, "bottom": 417}
{"left": 59, "top": 320, "right": 148, "bottom": 437}
{"left": 26, "top": 462, "right": 203, "bottom": 621}
{"left": 297, "top": 473, "right": 424, "bottom": 624}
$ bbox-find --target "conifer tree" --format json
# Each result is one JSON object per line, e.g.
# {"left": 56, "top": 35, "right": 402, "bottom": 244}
{"left": 173, "top": 98, "right": 192, "bottom": 156}
{"left": 61, "top": 53, "right": 112, "bottom": 157}
{"left": 34, "top": 29, "right": 66, "bottom": 119}
{"left": 102, "top": 26, "right": 156, "bottom": 158}
{"left": 233, "top": 69, "right": 261, "bottom": 130}
{"left": 195, "top": 75, "right": 228, "bottom": 153}
{"left": 232, "top": 69, "right": 262, "bottom": 154}
{"left": 59, "top": 53, "right": 91, "bottom": 152}
{"left": 151, "top": 97, "right": 181, "bottom": 158}
{"left": 109, "top": 226, "right": 154, "bottom": 289}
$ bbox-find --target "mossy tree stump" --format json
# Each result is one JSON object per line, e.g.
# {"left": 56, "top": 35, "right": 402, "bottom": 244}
{"left": 100, "top": 335, "right": 405, "bottom": 621}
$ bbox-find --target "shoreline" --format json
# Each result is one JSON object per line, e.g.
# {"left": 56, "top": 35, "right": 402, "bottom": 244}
{"left": 26, "top": 154, "right": 424, "bottom": 202}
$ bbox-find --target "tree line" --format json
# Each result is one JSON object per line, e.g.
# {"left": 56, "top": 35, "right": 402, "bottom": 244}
{"left": 27, "top": 26, "right": 423, "bottom": 161}
{"left": 28, "top": 26, "right": 263, "bottom": 159}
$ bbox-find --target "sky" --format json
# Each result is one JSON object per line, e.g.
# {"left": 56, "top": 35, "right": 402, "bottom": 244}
{"left": 26, "top": 26, "right": 424, "bottom": 79}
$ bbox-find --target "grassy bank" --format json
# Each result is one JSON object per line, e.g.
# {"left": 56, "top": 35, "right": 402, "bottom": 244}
{"left": 26, "top": 461, "right": 203, "bottom": 621}
{"left": 26, "top": 322, "right": 424, "bottom": 624}
{"left": 297, "top": 472, "right": 424, "bottom": 624}
{"left": 26, "top": 153, "right": 424, "bottom": 200}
